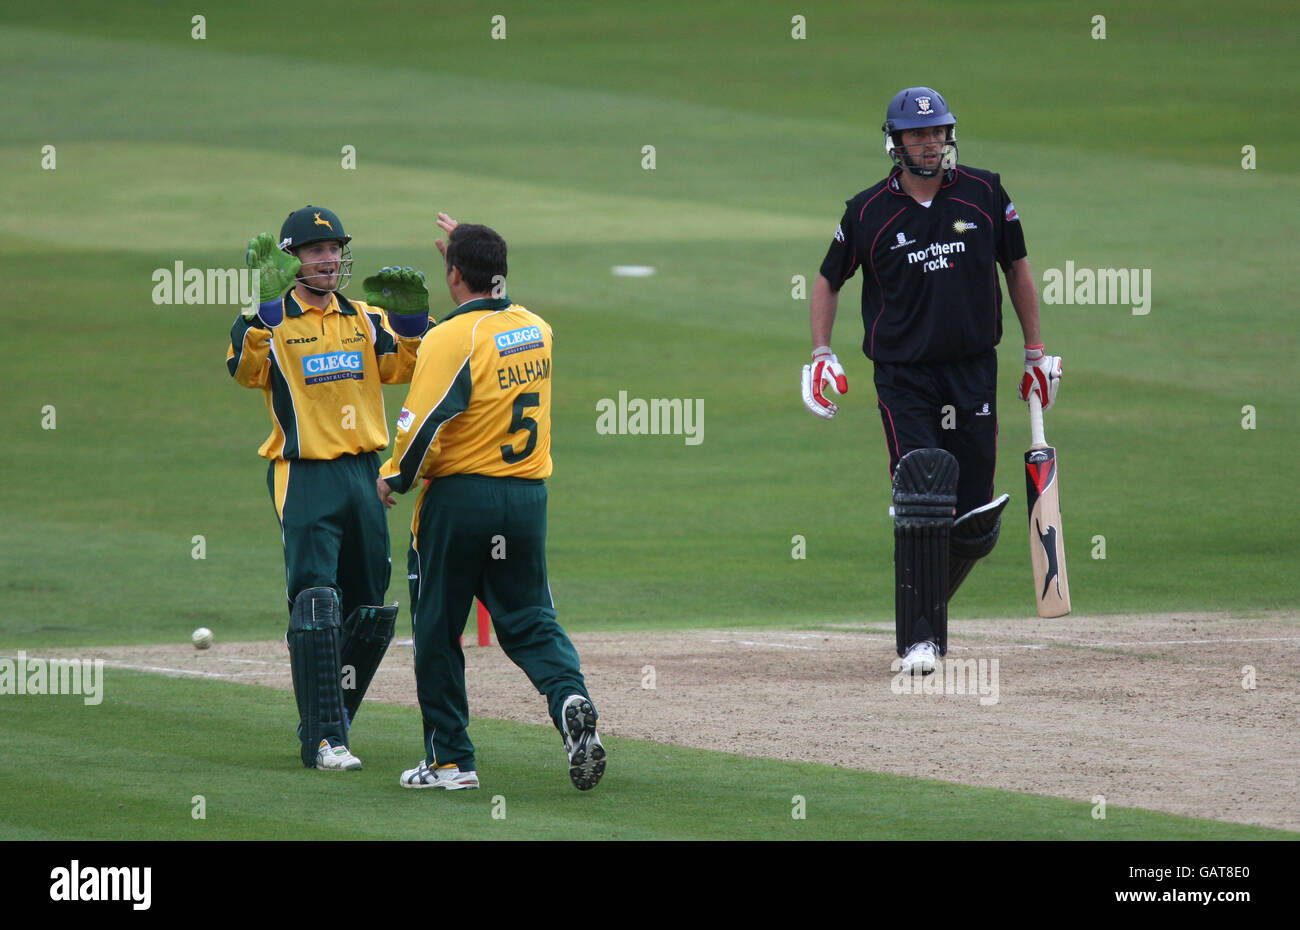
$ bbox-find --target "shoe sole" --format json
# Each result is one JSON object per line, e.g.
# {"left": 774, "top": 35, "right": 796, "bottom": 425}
{"left": 564, "top": 698, "right": 606, "bottom": 791}
{"left": 399, "top": 778, "right": 479, "bottom": 790}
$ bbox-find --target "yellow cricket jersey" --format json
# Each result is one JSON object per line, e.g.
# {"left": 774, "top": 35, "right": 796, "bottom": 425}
{"left": 226, "top": 290, "right": 424, "bottom": 460}
{"left": 379, "top": 296, "right": 553, "bottom": 492}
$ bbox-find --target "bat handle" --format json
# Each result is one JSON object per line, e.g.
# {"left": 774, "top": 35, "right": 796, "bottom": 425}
{"left": 1028, "top": 393, "right": 1047, "bottom": 448}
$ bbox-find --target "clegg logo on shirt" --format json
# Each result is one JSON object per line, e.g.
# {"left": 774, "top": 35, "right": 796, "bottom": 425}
{"left": 302, "top": 350, "right": 363, "bottom": 384}
{"left": 495, "top": 326, "right": 544, "bottom": 357}
{"left": 952, "top": 220, "right": 978, "bottom": 234}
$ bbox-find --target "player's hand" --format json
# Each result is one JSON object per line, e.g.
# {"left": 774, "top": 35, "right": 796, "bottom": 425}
{"left": 244, "top": 232, "right": 300, "bottom": 306}
{"left": 433, "top": 212, "right": 459, "bottom": 259}
{"left": 1019, "top": 344, "right": 1062, "bottom": 409}
{"left": 362, "top": 266, "right": 430, "bottom": 314}
{"left": 801, "top": 346, "right": 848, "bottom": 419}
{"left": 377, "top": 477, "right": 397, "bottom": 509}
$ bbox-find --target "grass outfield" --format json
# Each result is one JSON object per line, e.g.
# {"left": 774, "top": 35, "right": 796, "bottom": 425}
{"left": 1, "top": 1, "right": 1296, "bottom": 843}
{"left": 0, "top": 671, "right": 1289, "bottom": 841}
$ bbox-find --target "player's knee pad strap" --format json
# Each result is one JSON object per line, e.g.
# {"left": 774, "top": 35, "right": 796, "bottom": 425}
{"left": 948, "top": 493, "right": 1010, "bottom": 600}
{"left": 339, "top": 604, "right": 398, "bottom": 722}
{"left": 288, "top": 586, "right": 347, "bottom": 766}
{"left": 893, "top": 449, "right": 958, "bottom": 656}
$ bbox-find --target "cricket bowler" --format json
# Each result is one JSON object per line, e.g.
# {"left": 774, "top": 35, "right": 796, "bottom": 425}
{"left": 378, "top": 215, "right": 605, "bottom": 792}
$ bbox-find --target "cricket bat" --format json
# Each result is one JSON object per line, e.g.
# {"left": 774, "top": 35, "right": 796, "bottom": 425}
{"left": 1025, "top": 393, "right": 1071, "bottom": 617}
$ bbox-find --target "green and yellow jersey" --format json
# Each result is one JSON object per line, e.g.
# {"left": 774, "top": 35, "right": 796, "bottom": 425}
{"left": 379, "top": 296, "right": 553, "bottom": 492}
{"left": 226, "top": 290, "right": 423, "bottom": 460}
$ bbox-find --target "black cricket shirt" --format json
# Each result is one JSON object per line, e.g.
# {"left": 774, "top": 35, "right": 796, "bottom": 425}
{"left": 819, "top": 165, "right": 1027, "bottom": 365}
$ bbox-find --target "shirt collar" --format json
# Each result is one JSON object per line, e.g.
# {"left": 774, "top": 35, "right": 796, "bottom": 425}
{"left": 887, "top": 167, "right": 958, "bottom": 198}
{"left": 284, "top": 290, "right": 354, "bottom": 317}
{"left": 441, "top": 295, "right": 511, "bottom": 323}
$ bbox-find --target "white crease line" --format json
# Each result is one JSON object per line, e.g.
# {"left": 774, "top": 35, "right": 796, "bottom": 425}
{"left": 952, "top": 644, "right": 1046, "bottom": 651}
{"left": 210, "top": 657, "right": 290, "bottom": 667}
{"left": 710, "top": 639, "right": 817, "bottom": 651}
{"left": 1029, "top": 635, "right": 1300, "bottom": 647}
{"left": 218, "top": 672, "right": 289, "bottom": 679}
{"left": 103, "top": 661, "right": 229, "bottom": 679}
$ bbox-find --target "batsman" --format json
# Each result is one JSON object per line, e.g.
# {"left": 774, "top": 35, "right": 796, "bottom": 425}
{"left": 802, "top": 88, "right": 1063, "bottom": 675}
{"left": 226, "top": 205, "right": 432, "bottom": 769}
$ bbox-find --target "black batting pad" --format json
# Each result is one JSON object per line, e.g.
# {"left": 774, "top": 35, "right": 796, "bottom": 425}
{"left": 340, "top": 604, "right": 398, "bottom": 723}
{"left": 949, "top": 492, "right": 1010, "bottom": 600}
{"left": 893, "top": 449, "right": 958, "bottom": 656}
{"left": 288, "top": 586, "right": 347, "bottom": 766}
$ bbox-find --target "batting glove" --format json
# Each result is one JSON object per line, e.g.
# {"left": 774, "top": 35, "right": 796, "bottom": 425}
{"left": 801, "top": 346, "right": 848, "bottom": 419}
{"left": 1019, "top": 344, "right": 1063, "bottom": 409}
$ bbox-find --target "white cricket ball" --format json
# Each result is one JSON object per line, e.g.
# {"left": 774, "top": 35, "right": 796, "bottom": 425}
{"left": 192, "top": 627, "right": 214, "bottom": 650}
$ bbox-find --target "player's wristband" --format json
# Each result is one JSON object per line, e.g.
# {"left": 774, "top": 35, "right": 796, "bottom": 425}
{"left": 255, "top": 299, "right": 284, "bottom": 328}
{"left": 388, "top": 311, "right": 429, "bottom": 338}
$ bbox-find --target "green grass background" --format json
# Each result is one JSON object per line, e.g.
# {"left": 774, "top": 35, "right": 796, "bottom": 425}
{"left": 1, "top": 0, "right": 1296, "bottom": 839}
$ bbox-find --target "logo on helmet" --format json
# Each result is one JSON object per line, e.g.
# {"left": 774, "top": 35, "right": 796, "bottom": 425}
{"left": 313, "top": 212, "right": 334, "bottom": 231}
{"left": 916, "top": 97, "right": 933, "bottom": 115}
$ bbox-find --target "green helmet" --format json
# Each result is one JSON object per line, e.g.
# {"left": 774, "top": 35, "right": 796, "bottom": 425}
{"left": 278, "top": 205, "right": 353, "bottom": 292}
{"left": 279, "top": 205, "right": 351, "bottom": 250}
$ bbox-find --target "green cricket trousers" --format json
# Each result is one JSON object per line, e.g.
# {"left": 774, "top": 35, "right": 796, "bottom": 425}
{"left": 268, "top": 451, "right": 391, "bottom": 618}
{"left": 407, "top": 474, "right": 591, "bottom": 770}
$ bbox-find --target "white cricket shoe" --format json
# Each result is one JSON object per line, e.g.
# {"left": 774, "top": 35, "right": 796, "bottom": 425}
{"left": 899, "top": 640, "right": 938, "bottom": 676}
{"left": 399, "top": 760, "right": 480, "bottom": 790}
{"left": 315, "top": 739, "right": 362, "bottom": 771}
{"left": 560, "top": 694, "right": 606, "bottom": 791}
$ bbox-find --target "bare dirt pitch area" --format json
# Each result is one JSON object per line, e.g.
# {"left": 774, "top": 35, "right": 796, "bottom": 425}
{"left": 63, "top": 610, "right": 1298, "bottom": 832}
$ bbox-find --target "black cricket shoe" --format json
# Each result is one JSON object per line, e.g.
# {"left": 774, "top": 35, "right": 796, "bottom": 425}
{"left": 560, "top": 694, "right": 606, "bottom": 791}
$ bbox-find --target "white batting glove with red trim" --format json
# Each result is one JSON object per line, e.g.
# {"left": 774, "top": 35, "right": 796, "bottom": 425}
{"left": 801, "top": 346, "right": 848, "bottom": 419}
{"left": 1019, "top": 344, "right": 1063, "bottom": 410}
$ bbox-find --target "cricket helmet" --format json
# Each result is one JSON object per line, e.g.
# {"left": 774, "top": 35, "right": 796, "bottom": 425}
{"left": 882, "top": 87, "right": 958, "bottom": 178}
{"left": 278, "top": 205, "right": 353, "bottom": 292}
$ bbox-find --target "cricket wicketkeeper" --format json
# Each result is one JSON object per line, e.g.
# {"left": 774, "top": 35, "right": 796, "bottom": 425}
{"left": 802, "top": 88, "right": 1063, "bottom": 675}
{"left": 226, "top": 205, "right": 431, "bottom": 770}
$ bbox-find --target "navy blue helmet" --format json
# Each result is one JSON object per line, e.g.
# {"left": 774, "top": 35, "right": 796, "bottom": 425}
{"left": 882, "top": 87, "right": 958, "bottom": 177}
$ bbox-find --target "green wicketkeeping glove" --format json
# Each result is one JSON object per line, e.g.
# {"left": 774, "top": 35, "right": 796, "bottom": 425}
{"left": 243, "top": 232, "right": 301, "bottom": 312}
{"left": 362, "top": 266, "right": 429, "bottom": 315}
